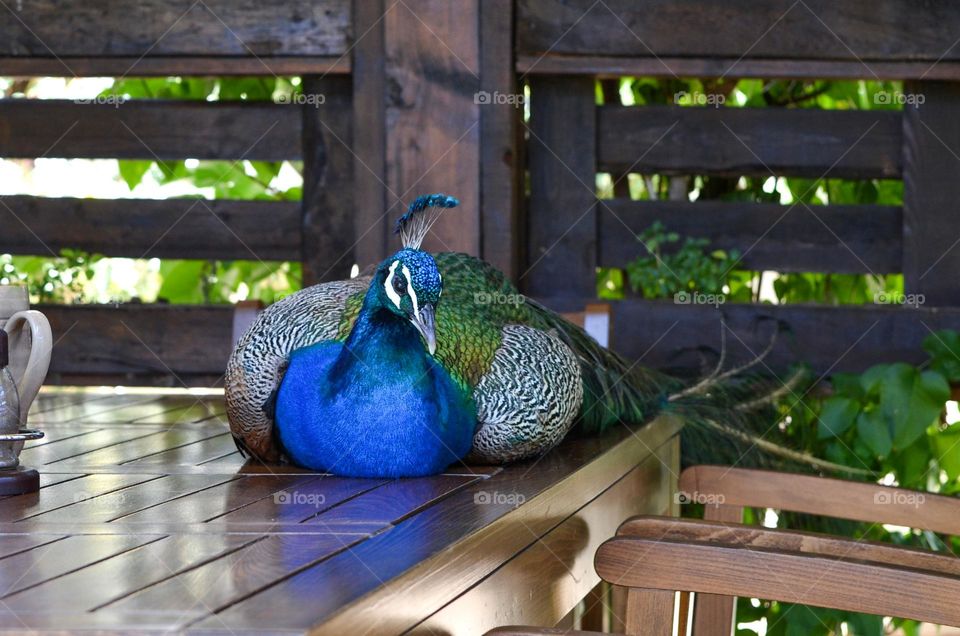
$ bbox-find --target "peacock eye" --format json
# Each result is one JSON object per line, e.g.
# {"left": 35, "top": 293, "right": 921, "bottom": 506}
{"left": 392, "top": 275, "right": 407, "bottom": 294}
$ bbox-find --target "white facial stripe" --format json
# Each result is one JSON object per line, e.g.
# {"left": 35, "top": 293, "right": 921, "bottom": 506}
{"left": 384, "top": 260, "right": 402, "bottom": 308}
{"left": 402, "top": 265, "right": 419, "bottom": 314}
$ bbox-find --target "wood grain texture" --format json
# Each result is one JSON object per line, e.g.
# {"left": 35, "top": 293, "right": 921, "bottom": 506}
{"left": 620, "top": 516, "right": 960, "bottom": 577}
{"left": 191, "top": 415, "right": 682, "bottom": 633}
{"left": 680, "top": 466, "right": 960, "bottom": 536}
{"left": 598, "top": 199, "right": 902, "bottom": 274}
{"left": 0, "top": 100, "right": 300, "bottom": 160}
{"left": 479, "top": 0, "right": 522, "bottom": 281}
{"left": 0, "top": 390, "right": 680, "bottom": 632}
{"left": 517, "top": 0, "right": 960, "bottom": 63}
{"left": 901, "top": 80, "right": 960, "bottom": 305}
{"left": 0, "top": 0, "right": 350, "bottom": 57}
{"left": 350, "top": 0, "right": 390, "bottom": 267}
{"left": 384, "top": 0, "right": 481, "bottom": 256}
{"left": 40, "top": 304, "right": 233, "bottom": 383}
{"left": 415, "top": 437, "right": 678, "bottom": 635}
{"left": 598, "top": 105, "right": 902, "bottom": 179}
{"left": 536, "top": 298, "right": 960, "bottom": 375}
{"left": 301, "top": 75, "right": 356, "bottom": 284}
{"left": 595, "top": 535, "right": 960, "bottom": 628}
{"left": 624, "top": 588, "right": 674, "bottom": 636}
{"left": 525, "top": 76, "right": 596, "bottom": 297}
{"left": 517, "top": 54, "right": 960, "bottom": 81}
{"left": 0, "top": 196, "right": 300, "bottom": 260}
{"left": 0, "top": 56, "right": 350, "bottom": 77}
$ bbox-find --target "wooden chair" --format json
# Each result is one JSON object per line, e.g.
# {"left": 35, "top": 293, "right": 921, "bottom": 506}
{"left": 488, "top": 466, "right": 960, "bottom": 635}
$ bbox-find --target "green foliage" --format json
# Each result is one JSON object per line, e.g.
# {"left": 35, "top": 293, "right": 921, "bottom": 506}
{"left": 727, "top": 333, "right": 960, "bottom": 636}
{"left": 602, "top": 77, "right": 906, "bottom": 305}
{"left": 0, "top": 250, "right": 101, "bottom": 303}
{"left": 103, "top": 76, "right": 304, "bottom": 305}
{"left": 624, "top": 221, "right": 740, "bottom": 299}
{"left": 156, "top": 260, "right": 301, "bottom": 306}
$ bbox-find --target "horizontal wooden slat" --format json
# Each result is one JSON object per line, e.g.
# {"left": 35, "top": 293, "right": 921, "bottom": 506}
{"left": 598, "top": 199, "right": 902, "bottom": 273}
{"left": 0, "top": 0, "right": 350, "bottom": 57}
{"left": 0, "top": 56, "right": 350, "bottom": 77}
{"left": 41, "top": 304, "right": 233, "bottom": 383}
{"left": 0, "top": 196, "right": 300, "bottom": 260}
{"left": 517, "top": 55, "right": 960, "bottom": 81}
{"left": 597, "top": 106, "right": 902, "bottom": 179}
{"left": 518, "top": 0, "right": 960, "bottom": 64}
{"left": 538, "top": 298, "right": 960, "bottom": 375}
{"left": 0, "top": 100, "right": 301, "bottom": 160}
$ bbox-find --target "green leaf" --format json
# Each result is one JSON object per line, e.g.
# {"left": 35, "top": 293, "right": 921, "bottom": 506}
{"left": 157, "top": 261, "right": 206, "bottom": 304}
{"left": 859, "top": 364, "right": 888, "bottom": 395}
{"left": 923, "top": 329, "right": 960, "bottom": 382}
{"left": 117, "top": 160, "right": 153, "bottom": 190}
{"left": 857, "top": 409, "right": 892, "bottom": 458}
{"left": 830, "top": 372, "right": 864, "bottom": 400}
{"left": 817, "top": 397, "right": 859, "bottom": 439}
{"left": 934, "top": 424, "right": 960, "bottom": 480}
{"left": 845, "top": 612, "right": 884, "bottom": 636}
{"left": 877, "top": 365, "right": 948, "bottom": 450}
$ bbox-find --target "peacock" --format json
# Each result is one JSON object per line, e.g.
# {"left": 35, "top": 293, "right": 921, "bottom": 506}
{"left": 226, "top": 194, "right": 844, "bottom": 478}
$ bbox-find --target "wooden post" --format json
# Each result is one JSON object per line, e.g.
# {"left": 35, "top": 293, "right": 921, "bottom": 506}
{"left": 301, "top": 75, "right": 354, "bottom": 285}
{"left": 902, "top": 80, "right": 960, "bottom": 305}
{"left": 351, "top": 0, "right": 389, "bottom": 268}
{"left": 383, "top": 0, "right": 482, "bottom": 255}
{"left": 480, "top": 0, "right": 521, "bottom": 281}
{"left": 526, "top": 76, "right": 597, "bottom": 298}
{"left": 352, "top": 1, "right": 489, "bottom": 265}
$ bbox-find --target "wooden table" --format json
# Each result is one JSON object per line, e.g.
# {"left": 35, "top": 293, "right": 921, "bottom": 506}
{"left": 0, "top": 388, "right": 681, "bottom": 635}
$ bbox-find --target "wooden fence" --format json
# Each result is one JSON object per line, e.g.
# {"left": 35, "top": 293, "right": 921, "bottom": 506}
{"left": 521, "top": 0, "right": 960, "bottom": 374}
{"left": 1, "top": 0, "right": 959, "bottom": 383}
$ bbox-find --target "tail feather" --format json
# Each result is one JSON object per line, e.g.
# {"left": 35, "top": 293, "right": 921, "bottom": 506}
{"left": 528, "top": 300, "right": 868, "bottom": 475}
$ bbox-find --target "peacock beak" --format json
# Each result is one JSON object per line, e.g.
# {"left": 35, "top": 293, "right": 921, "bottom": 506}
{"left": 411, "top": 304, "right": 437, "bottom": 355}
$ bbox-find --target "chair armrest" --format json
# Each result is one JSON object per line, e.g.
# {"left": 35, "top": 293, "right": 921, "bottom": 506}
{"left": 679, "top": 465, "right": 960, "bottom": 535}
{"left": 595, "top": 533, "right": 960, "bottom": 627}
{"left": 617, "top": 515, "right": 960, "bottom": 577}
{"left": 486, "top": 629, "right": 605, "bottom": 636}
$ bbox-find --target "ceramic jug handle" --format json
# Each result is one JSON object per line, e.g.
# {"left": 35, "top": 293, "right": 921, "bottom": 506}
{"left": 5, "top": 310, "right": 52, "bottom": 422}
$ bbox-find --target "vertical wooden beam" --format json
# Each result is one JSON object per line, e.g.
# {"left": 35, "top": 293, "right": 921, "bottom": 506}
{"left": 352, "top": 0, "right": 389, "bottom": 267}
{"left": 525, "top": 76, "right": 596, "bottom": 297}
{"left": 902, "top": 80, "right": 960, "bottom": 305}
{"left": 480, "top": 0, "right": 521, "bottom": 281}
{"left": 301, "top": 75, "right": 355, "bottom": 284}
{"left": 383, "top": 0, "right": 481, "bottom": 255}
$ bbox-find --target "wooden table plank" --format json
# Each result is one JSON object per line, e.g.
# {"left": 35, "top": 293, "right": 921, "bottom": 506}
{"left": 128, "top": 400, "right": 225, "bottom": 425}
{"left": 109, "top": 475, "right": 481, "bottom": 625}
{"left": 0, "top": 474, "right": 161, "bottom": 521}
{"left": 19, "top": 428, "right": 170, "bottom": 465}
{"left": 0, "top": 534, "right": 161, "bottom": 597}
{"left": 116, "top": 474, "right": 329, "bottom": 524}
{"left": 191, "top": 415, "right": 681, "bottom": 633}
{"left": 28, "top": 394, "right": 166, "bottom": 424}
{"left": 124, "top": 433, "right": 238, "bottom": 467}
{"left": 48, "top": 429, "right": 228, "bottom": 467}
{"left": 30, "top": 474, "right": 238, "bottom": 524}
{"left": 0, "top": 535, "right": 67, "bottom": 560}
{"left": 0, "top": 390, "right": 681, "bottom": 634}
{"left": 3, "top": 533, "right": 258, "bottom": 614}
{"left": 212, "top": 476, "right": 388, "bottom": 524}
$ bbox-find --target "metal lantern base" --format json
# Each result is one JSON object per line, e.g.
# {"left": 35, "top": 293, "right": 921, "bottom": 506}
{"left": 0, "top": 466, "right": 39, "bottom": 495}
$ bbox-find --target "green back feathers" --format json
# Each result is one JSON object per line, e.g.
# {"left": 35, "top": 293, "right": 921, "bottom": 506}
{"left": 338, "top": 252, "right": 529, "bottom": 394}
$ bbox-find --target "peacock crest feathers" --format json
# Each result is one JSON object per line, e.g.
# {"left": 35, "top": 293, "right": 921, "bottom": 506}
{"left": 395, "top": 193, "right": 459, "bottom": 250}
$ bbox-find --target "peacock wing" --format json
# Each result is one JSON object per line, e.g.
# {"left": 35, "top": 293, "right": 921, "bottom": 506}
{"left": 225, "top": 276, "right": 371, "bottom": 461}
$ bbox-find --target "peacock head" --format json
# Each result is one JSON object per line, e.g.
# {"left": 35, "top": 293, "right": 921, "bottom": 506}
{"left": 371, "top": 193, "right": 459, "bottom": 355}
{"left": 373, "top": 248, "right": 443, "bottom": 354}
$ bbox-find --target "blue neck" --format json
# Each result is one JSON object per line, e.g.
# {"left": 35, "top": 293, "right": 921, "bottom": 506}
{"left": 333, "top": 288, "right": 426, "bottom": 382}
